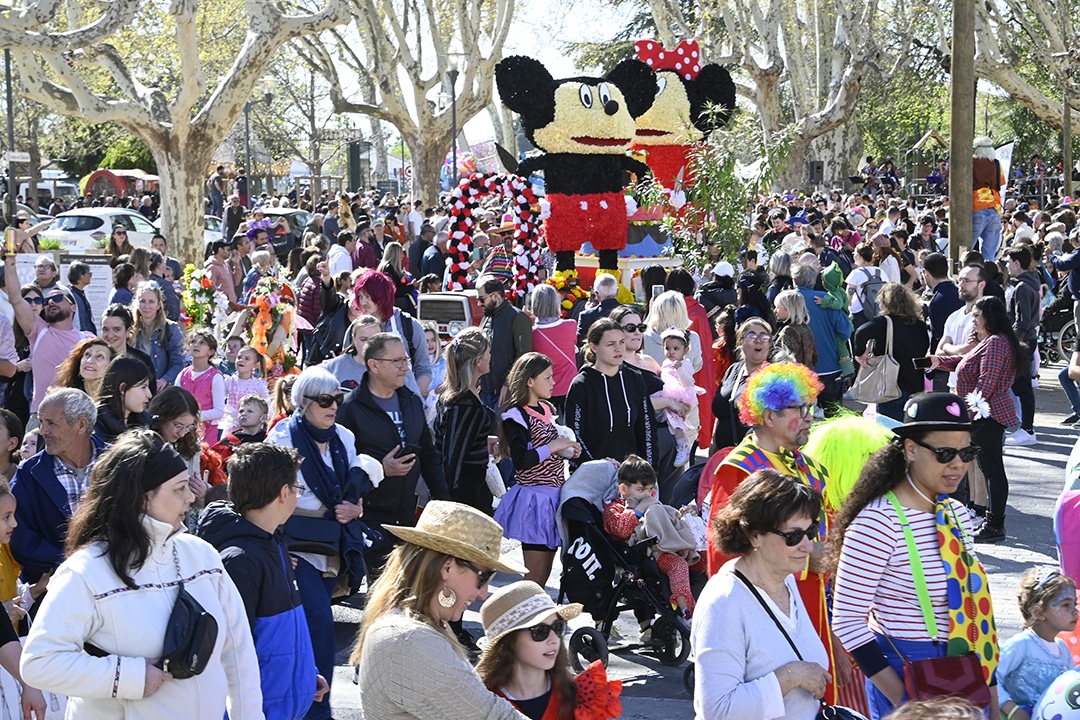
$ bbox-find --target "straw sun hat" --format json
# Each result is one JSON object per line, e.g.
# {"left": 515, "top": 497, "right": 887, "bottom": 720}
{"left": 480, "top": 581, "right": 582, "bottom": 645}
{"left": 383, "top": 500, "right": 528, "bottom": 575}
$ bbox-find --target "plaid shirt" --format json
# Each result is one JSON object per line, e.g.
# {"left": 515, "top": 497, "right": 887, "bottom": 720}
{"left": 54, "top": 443, "right": 107, "bottom": 514}
{"left": 939, "top": 333, "right": 1019, "bottom": 427}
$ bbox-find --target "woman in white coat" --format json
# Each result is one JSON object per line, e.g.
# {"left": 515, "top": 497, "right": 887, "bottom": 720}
{"left": 20, "top": 429, "right": 264, "bottom": 719}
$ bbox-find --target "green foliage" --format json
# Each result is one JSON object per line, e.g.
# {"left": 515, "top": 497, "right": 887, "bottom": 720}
{"left": 101, "top": 135, "right": 158, "bottom": 174}
{"left": 857, "top": 67, "right": 950, "bottom": 168}
{"left": 637, "top": 112, "right": 792, "bottom": 271}
{"left": 38, "top": 117, "right": 126, "bottom": 178}
{"left": 38, "top": 238, "right": 61, "bottom": 251}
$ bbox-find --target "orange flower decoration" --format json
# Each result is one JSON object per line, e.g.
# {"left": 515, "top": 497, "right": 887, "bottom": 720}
{"left": 573, "top": 661, "right": 622, "bottom": 720}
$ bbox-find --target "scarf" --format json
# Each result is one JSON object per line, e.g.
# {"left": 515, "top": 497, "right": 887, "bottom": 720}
{"left": 288, "top": 411, "right": 347, "bottom": 512}
{"left": 936, "top": 497, "right": 1000, "bottom": 682}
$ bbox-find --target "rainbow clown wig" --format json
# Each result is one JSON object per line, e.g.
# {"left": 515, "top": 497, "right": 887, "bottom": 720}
{"left": 738, "top": 362, "right": 823, "bottom": 427}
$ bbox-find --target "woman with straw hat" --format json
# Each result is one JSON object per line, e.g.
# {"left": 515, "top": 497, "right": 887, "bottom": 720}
{"left": 351, "top": 500, "right": 530, "bottom": 720}
{"left": 477, "top": 581, "right": 622, "bottom": 720}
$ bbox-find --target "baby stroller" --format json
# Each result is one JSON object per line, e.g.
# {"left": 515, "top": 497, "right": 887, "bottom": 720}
{"left": 555, "top": 461, "right": 693, "bottom": 671}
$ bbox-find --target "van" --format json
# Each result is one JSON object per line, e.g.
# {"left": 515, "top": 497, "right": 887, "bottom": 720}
{"left": 18, "top": 180, "right": 79, "bottom": 206}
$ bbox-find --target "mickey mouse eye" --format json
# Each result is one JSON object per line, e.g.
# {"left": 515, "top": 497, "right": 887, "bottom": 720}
{"left": 655, "top": 77, "right": 667, "bottom": 96}
{"left": 579, "top": 84, "right": 593, "bottom": 108}
{"left": 598, "top": 83, "right": 612, "bottom": 107}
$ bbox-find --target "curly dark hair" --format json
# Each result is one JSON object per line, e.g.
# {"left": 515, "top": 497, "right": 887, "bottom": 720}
{"left": 53, "top": 337, "right": 114, "bottom": 394}
{"left": 712, "top": 468, "right": 822, "bottom": 556}
{"left": 825, "top": 438, "right": 910, "bottom": 571}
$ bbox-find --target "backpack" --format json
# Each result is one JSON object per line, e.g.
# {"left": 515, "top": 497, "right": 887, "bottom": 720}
{"left": 857, "top": 267, "right": 887, "bottom": 318}
{"left": 309, "top": 303, "right": 419, "bottom": 367}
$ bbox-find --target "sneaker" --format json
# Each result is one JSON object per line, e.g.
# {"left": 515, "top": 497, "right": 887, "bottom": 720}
{"left": 1032, "top": 376, "right": 1040, "bottom": 388}
{"left": 974, "top": 523, "right": 1006, "bottom": 544}
{"left": 1073, "top": 419, "right": 1080, "bottom": 430}
{"left": 1004, "top": 429, "right": 1037, "bottom": 447}
{"left": 1063, "top": 413, "right": 1079, "bottom": 425}
{"left": 674, "top": 445, "right": 690, "bottom": 467}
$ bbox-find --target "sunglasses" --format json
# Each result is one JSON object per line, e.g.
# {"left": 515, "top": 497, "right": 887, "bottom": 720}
{"left": 113, "top": 230, "right": 127, "bottom": 235}
{"left": 909, "top": 437, "right": 980, "bottom": 464}
{"left": 768, "top": 522, "right": 820, "bottom": 547}
{"left": 458, "top": 558, "right": 496, "bottom": 588}
{"left": 621, "top": 323, "right": 647, "bottom": 333}
{"left": 523, "top": 618, "right": 567, "bottom": 642}
{"left": 744, "top": 332, "right": 771, "bottom": 343}
{"left": 25, "top": 296, "right": 44, "bottom": 305}
{"left": 44, "top": 295, "right": 69, "bottom": 305}
{"left": 306, "top": 393, "right": 345, "bottom": 409}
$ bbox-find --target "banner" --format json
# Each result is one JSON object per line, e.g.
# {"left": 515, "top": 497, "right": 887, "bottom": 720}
{"left": 996, "top": 141, "right": 1014, "bottom": 197}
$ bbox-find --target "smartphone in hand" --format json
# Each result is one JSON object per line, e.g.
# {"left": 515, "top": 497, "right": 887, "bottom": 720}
{"left": 912, "top": 357, "right": 933, "bottom": 369}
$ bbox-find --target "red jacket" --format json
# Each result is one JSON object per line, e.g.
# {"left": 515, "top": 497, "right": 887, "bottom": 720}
{"left": 684, "top": 295, "right": 716, "bottom": 449}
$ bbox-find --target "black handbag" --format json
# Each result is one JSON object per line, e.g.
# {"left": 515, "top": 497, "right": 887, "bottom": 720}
{"left": 733, "top": 569, "right": 869, "bottom": 720}
{"left": 157, "top": 546, "right": 218, "bottom": 680}
{"left": 283, "top": 514, "right": 340, "bottom": 556}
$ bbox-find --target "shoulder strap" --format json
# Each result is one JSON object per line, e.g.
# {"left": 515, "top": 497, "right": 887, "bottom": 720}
{"left": 732, "top": 569, "right": 803, "bottom": 661}
{"left": 884, "top": 315, "right": 894, "bottom": 356}
{"left": 883, "top": 491, "right": 939, "bottom": 639}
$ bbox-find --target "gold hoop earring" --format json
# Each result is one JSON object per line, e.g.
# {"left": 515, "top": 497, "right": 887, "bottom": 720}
{"left": 438, "top": 584, "right": 457, "bottom": 608}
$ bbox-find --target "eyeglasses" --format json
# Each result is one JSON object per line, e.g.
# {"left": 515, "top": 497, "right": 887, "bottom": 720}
{"left": 44, "top": 295, "right": 69, "bottom": 305}
{"left": 457, "top": 558, "right": 496, "bottom": 588}
{"left": 909, "top": 437, "right": 980, "bottom": 464}
{"left": 290, "top": 484, "right": 306, "bottom": 497}
{"left": 784, "top": 403, "right": 815, "bottom": 419}
{"left": 523, "top": 618, "right": 567, "bottom": 642}
{"left": 306, "top": 392, "right": 345, "bottom": 408}
{"left": 371, "top": 357, "right": 410, "bottom": 368}
{"left": 621, "top": 323, "right": 647, "bottom": 333}
{"left": 743, "top": 332, "right": 771, "bottom": 343}
{"left": 768, "top": 522, "right": 820, "bottom": 547}
{"left": 169, "top": 420, "right": 197, "bottom": 434}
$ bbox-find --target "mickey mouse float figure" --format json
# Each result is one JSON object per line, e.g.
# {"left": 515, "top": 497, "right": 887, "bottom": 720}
{"left": 495, "top": 56, "right": 657, "bottom": 285}
{"left": 630, "top": 39, "right": 737, "bottom": 206}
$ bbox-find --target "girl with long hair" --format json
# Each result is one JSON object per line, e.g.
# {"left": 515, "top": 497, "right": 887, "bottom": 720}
{"left": 495, "top": 353, "right": 581, "bottom": 586}
{"left": 92, "top": 356, "right": 154, "bottom": 444}
{"left": 149, "top": 386, "right": 207, "bottom": 500}
{"left": 21, "top": 430, "right": 261, "bottom": 718}
{"left": 929, "top": 296, "right": 1024, "bottom": 542}
{"left": 378, "top": 240, "right": 416, "bottom": 315}
{"left": 433, "top": 327, "right": 495, "bottom": 513}
{"left": 131, "top": 282, "right": 184, "bottom": 389}
{"left": 477, "top": 581, "right": 620, "bottom": 720}
{"left": 52, "top": 338, "right": 114, "bottom": 399}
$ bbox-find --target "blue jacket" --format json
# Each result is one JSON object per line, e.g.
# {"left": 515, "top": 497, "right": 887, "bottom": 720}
{"left": 141, "top": 320, "right": 184, "bottom": 383}
{"left": 797, "top": 285, "right": 852, "bottom": 375}
{"left": 1052, "top": 250, "right": 1080, "bottom": 303}
{"left": 196, "top": 502, "right": 316, "bottom": 720}
{"left": 11, "top": 436, "right": 108, "bottom": 583}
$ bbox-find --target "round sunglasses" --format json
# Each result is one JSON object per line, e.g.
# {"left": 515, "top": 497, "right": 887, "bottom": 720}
{"left": 305, "top": 392, "right": 344, "bottom": 409}
{"left": 522, "top": 618, "right": 567, "bottom": 642}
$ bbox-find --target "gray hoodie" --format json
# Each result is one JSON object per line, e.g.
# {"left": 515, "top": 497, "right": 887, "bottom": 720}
{"left": 1009, "top": 269, "right": 1041, "bottom": 342}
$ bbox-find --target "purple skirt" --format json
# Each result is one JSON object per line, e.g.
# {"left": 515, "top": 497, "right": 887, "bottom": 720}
{"left": 494, "top": 484, "right": 562, "bottom": 549}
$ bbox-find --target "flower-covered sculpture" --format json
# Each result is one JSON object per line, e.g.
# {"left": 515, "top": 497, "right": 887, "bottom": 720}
{"left": 495, "top": 55, "right": 657, "bottom": 285}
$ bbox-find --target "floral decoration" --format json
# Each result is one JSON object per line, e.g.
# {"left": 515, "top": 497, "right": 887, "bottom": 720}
{"left": 965, "top": 390, "right": 991, "bottom": 421}
{"left": 181, "top": 263, "right": 230, "bottom": 333}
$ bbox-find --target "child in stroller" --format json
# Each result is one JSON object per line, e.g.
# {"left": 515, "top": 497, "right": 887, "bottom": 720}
{"left": 556, "top": 458, "right": 699, "bottom": 668}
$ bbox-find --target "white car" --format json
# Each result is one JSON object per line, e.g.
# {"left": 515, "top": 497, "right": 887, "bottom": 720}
{"left": 204, "top": 214, "right": 222, "bottom": 246}
{"left": 39, "top": 208, "right": 158, "bottom": 254}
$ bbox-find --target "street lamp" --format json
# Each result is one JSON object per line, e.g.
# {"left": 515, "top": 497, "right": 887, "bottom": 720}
{"left": 446, "top": 58, "right": 460, "bottom": 188}
{"left": 244, "top": 76, "right": 276, "bottom": 196}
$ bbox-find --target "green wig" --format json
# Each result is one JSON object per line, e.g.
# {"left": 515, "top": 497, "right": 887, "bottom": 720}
{"left": 803, "top": 413, "right": 892, "bottom": 511}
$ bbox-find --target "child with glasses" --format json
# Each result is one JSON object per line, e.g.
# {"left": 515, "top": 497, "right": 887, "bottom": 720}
{"left": 995, "top": 568, "right": 1078, "bottom": 720}
{"left": 477, "top": 580, "right": 621, "bottom": 720}
{"left": 603, "top": 455, "right": 704, "bottom": 626}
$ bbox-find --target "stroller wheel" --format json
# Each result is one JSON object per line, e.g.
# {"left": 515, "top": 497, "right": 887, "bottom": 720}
{"left": 569, "top": 627, "right": 609, "bottom": 673}
{"left": 683, "top": 663, "right": 695, "bottom": 695}
{"left": 1061, "top": 320, "right": 1078, "bottom": 361}
{"left": 652, "top": 617, "right": 692, "bottom": 666}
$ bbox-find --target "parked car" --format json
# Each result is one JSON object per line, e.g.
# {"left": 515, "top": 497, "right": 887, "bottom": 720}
{"left": 38, "top": 208, "right": 157, "bottom": 254}
{"left": 203, "top": 214, "right": 222, "bottom": 247}
{"left": 259, "top": 208, "right": 312, "bottom": 262}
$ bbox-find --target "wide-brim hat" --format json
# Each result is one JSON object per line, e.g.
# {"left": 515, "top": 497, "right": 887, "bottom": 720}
{"left": 480, "top": 580, "right": 582, "bottom": 645}
{"left": 383, "top": 500, "right": 527, "bottom": 575}
{"left": 892, "top": 392, "right": 974, "bottom": 438}
{"left": 489, "top": 212, "right": 517, "bottom": 234}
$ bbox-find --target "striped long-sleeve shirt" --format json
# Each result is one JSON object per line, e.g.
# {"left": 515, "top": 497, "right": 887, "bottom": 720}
{"left": 832, "top": 495, "right": 974, "bottom": 677}
{"left": 433, "top": 392, "right": 494, "bottom": 491}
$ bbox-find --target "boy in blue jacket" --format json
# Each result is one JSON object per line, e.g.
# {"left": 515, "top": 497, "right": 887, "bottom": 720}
{"left": 196, "top": 443, "right": 328, "bottom": 720}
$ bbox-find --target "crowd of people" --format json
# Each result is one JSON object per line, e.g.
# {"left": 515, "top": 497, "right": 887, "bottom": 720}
{"left": 0, "top": 132, "right": 1075, "bottom": 720}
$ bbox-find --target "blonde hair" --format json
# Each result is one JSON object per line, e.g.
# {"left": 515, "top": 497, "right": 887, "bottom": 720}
{"left": 646, "top": 290, "right": 690, "bottom": 332}
{"left": 345, "top": 315, "right": 382, "bottom": 356}
{"left": 379, "top": 242, "right": 406, "bottom": 277}
{"left": 349, "top": 544, "right": 459, "bottom": 665}
{"left": 1018, "top": 567, "right": 1077, "bottom": 626}
{"left": 774, "top": 289, "right": 809, "bottom": 325}
{"left": 441, "top": 327, "right": 491, "bottom": 403}
{"left": 422, "top": 321, "right": 443, "bottom": 361}
{"left": 131, "top": 282, "right": 167, "bottom": 347}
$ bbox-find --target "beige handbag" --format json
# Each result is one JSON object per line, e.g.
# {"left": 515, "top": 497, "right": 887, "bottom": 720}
{"left": 850, "top": 315, "right": 902, "bottom": 404}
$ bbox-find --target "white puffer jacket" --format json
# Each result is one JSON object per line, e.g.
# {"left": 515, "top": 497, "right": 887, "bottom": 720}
{"left": 21, "top": 515, "right": 264, "bottom": 719}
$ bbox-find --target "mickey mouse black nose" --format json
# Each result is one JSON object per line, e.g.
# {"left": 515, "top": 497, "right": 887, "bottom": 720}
{"left": 604, "top": 100, "right": 619, "bottom": 116}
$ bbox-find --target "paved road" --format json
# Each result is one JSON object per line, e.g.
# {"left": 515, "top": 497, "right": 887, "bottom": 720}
{"left": 327, "top": 376, "right": 1077, "bottom": 719}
